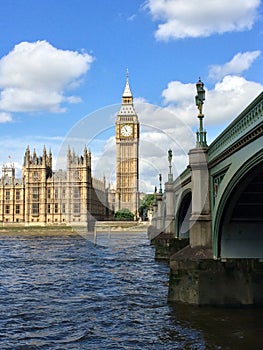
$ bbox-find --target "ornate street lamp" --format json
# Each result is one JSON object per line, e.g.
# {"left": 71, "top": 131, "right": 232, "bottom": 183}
{"left": 159, "top": 173, "right": 163, "bottom": 194}
{"left": 195, "top": 78, "right": 207, "bottom": 147}
{"left": 168, "top": 148, "right": 173, "bottom": 182}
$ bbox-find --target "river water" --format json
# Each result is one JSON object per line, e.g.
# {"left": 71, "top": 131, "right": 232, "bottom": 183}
{"left": 0, "top": 231, "right": 262, "bottom": 349}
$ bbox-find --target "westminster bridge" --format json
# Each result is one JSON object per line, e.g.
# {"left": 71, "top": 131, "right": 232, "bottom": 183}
{"left": 149, "top": 88, "right": 263, "bottom": 305}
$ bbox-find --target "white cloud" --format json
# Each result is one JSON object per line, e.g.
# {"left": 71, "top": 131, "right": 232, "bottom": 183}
{"left": 127, "top": 14, "right": 136, "bottom": 21}
{"left": 92, "top": 136, "right": 116, "bottom": 177}
{"left": 0, "top": 88, "right": 65, "bottom": 113}
{"left": 145, "top": 0, "right": 261, "bottom": 40}
{"left": 161, "top": 75, "right": 263, "bottom": 128}
{"left": 206, "top": 76, "right": 263, "bottom": 124}
{"left": 162, "top": 81, "right": 195, "bottom": 105}
{"left": 209, "top": 51, "right": 261, "bottom": 81}
{"left": 0, "top": 40, "right": 93, "bottom": 115}
{"left": 161, "top": 80, "right": 197, "bottom": 125}
{"left": 0, "top": 111, "right": 12, "bottom": 123}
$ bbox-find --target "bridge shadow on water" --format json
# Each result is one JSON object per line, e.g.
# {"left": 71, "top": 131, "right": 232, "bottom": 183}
{"left": 167, "top": 302, "right": 263, "bottom": 350}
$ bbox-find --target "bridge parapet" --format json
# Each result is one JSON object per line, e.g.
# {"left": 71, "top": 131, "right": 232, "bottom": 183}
{"left": 208, "top": 92, "right": 263, "bottom": 164}
{"left": 173, "top": 166, "right": 191, "bottom": 191}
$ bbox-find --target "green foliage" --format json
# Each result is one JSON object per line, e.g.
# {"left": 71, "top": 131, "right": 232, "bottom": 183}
{"left": 138, "top": 194, "right": 155, "bottom": 220}
{"left": 114, "top": 208, "right": 134, "bottom": 221}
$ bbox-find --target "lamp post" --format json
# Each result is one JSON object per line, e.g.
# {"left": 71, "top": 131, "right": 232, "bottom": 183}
{"left": 168, "top": 148, "right": 173, "bottom": 182}
{"left": 195, "top": 78, "right": 207, "bottom": 147}
{"left": 159, "top": 173, "right": 163, "bottom": 194}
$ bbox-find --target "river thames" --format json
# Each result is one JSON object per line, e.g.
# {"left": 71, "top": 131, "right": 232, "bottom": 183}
{"left": 0, "top": 231, "right": 262, "bottom": 349}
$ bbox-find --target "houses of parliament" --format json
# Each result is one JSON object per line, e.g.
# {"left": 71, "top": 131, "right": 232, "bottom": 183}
{"left": 0, "top": 75, "right": 140, "bottom": 226}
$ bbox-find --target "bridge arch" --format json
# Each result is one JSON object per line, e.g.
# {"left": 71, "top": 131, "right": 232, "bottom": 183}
{"left": 176, "top": 190, "right": 192, "bottom": 239}
{"left": 214, "top": 150, "right": 263, "bottom": 258}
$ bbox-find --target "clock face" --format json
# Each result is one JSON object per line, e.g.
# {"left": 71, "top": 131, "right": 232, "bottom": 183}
{"left": 120, "top": 124, "right": 133, "bottom": 137}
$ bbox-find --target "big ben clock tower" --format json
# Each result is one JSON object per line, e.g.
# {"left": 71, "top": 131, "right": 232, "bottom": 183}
{"left": 116, "top": 72, "right": 139, "bottom": 216}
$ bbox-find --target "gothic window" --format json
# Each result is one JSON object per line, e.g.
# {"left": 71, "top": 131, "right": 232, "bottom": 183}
{"left": 5, "top": 205, "right": 10, "bottom": 214}
{"left": 32, "top": 188, "right": 39, "bottom": 200}
{"left": 62, "top": 204, "right": 66, "bottom": 214}
{"left": 16, "top": 190, "right": 20, "bottom": 201}
{"left": 5, "top": 191, "right": 10, "bottom": 201}
{"left": 47, "top": 188, "right": 51, "bottom": 199}
{"left": 55, "top": 189, "right": 59, "bottom": 199}
{"left": 16, "top": 205, "right": 20, "bottom": 214}
{"left": 74, "top": 187, "right": 80, "bottom": 199}
{"left": 32, "top": 203, "right": 39, "bottom": 215}
{"left": 73, "top": 203, "right": 80, "bottom": 215}
{"left": 54, "top": 203, "right": 58, "bottom": 213}
{"left": 47, "top": 204, "right": 51, "bottom": 214}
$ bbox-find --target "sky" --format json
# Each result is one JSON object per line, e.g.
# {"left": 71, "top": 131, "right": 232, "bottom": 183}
{"left": 0, "top": 0, "right": 262, "bottom": 193}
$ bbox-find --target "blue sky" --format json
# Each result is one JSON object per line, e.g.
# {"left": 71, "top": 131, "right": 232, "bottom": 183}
{"left": 0, "top": 0, "right": 262, "bottom": 192}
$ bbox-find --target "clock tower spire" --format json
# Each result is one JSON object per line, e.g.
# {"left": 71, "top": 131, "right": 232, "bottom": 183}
{"left": 115, "top": 72, "right": 139, "bottom": 216}
{"left": 122, "top": 69, "right": 133, "bottom": 104}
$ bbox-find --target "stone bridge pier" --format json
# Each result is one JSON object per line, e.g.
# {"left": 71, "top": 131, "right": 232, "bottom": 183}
{"left": 188, "top": 147, "right": 211, "bottom": 248}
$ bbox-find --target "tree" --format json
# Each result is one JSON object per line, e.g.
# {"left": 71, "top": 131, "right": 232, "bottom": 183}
{"left": 138, "top": 194, "right": 155, "bottom": 221}
{"left": 114, "top": 208, "right": 134, "bottom": 221}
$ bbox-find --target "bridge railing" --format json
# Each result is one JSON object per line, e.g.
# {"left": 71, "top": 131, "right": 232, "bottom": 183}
{"left": 172, "top": 166, "right": 191, "bottom": 191}
{"left": 208, "top": 92, "right": 263, "bottom": 163}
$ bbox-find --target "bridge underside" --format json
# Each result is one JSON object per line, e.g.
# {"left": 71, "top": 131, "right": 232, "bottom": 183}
{"left": 177, "top": 192, "right": 191, "bottom": 239}
{"left": 220, "top": 163, "right": 263, "bottom": 258}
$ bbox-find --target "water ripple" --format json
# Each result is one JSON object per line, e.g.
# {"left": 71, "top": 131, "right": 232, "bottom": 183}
{"left": 0, "top": 232, "right": 262, "bottom": 349}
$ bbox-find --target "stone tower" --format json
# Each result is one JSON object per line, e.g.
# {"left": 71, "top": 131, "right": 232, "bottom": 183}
{"left": 115, "top": 72, "right": 140, "bottom": 215}
{"left": 66, "top": 145, "right": 92, "bottom": 225}
{"left": 22, "top": 146, "right": 53, "bottom": 224}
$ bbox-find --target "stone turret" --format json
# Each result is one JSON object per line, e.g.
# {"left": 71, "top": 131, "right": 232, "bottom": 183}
{"left": 48, "top": 148, "right": 52, "bottom": 168}
{"left": 24, "top": 146, "right": 30, "bottom": 167}
{"left": 67, "top": 146, "right": 90, "bottom": 167}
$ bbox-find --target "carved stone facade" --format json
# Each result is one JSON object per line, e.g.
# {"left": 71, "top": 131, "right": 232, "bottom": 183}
{"left": 0, "top": 146, "right": 111, "bottom": 226}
